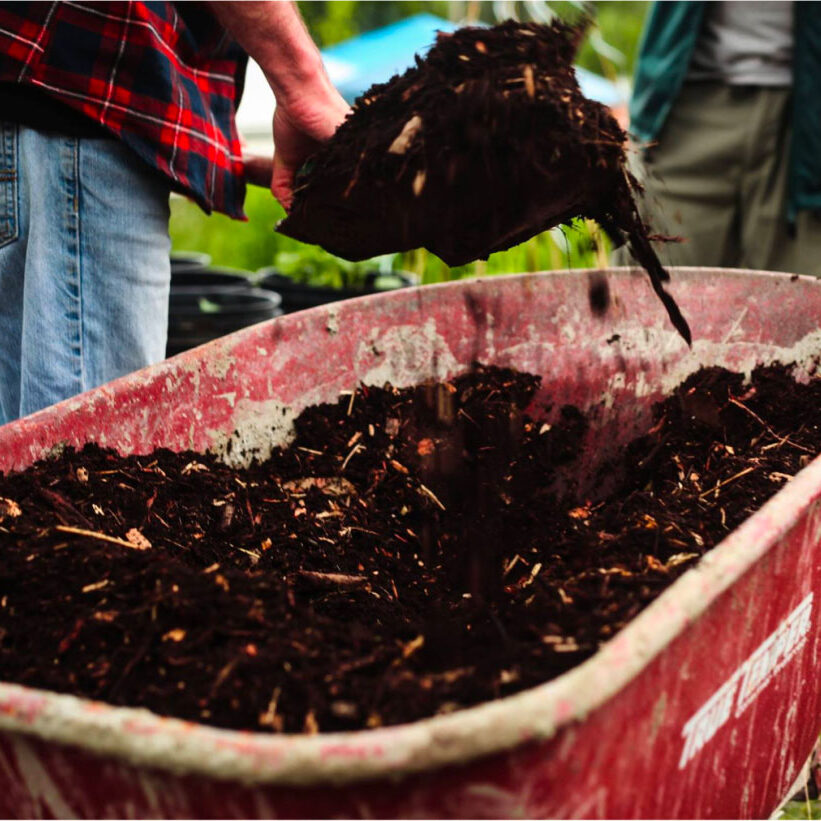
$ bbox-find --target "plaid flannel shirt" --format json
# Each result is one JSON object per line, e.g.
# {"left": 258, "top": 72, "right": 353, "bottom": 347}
{"left": 0, "top": 1, "right": 248, "bottom": 218}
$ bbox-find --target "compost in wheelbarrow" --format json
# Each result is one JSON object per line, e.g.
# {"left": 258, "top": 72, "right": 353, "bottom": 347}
{"left": 0, "top": 359, "right": 817, "bottom": 735}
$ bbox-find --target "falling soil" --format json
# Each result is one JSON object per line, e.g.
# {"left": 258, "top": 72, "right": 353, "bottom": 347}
{"left": 277, "top": 20, "right": 690, "bottom": 343}
{"left": 1, "top": 363, "right": 818, "bottom": 734}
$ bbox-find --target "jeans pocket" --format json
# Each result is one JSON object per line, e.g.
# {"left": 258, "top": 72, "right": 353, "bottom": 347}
{"left": 0, "top": 123, "right": 18, "bottom": 249}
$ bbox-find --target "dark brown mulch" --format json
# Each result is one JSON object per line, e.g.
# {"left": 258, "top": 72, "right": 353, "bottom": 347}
{"left": 277, "top": 20, "right": 690, "bottom": 343}
{"left": 0, "top": 363, "right": 818, "bottom": 734}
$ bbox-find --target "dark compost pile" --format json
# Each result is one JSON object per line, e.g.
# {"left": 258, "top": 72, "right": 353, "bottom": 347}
{"left": 1, "top": 363, "right": 818, "bottom": 734}
{"left": 277, "top": 20, "right": 690, "bottom": 343}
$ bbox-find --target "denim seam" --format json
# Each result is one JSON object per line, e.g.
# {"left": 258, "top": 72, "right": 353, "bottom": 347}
{"left": 59, "top": 136, "right": 84, "bottom": 395}
{"left": 73, "top": 137, "right": 86, "bottom": 392}
{"left": 0, "top": 123, "right": 18, "bottom": 249}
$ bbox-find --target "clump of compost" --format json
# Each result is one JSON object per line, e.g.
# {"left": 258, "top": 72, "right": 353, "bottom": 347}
{"left": 1, "top": 363, "right": 818, "bottom": 734}
{"left": 277, "top": 19, "right": 690, "bottom": 343}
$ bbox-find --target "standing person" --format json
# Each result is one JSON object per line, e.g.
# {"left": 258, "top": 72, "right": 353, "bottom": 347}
{"left": 616, "top": 1, "right": 821, "bottom": 273}
{"left": 0, "top": 1, "right": 348, "bottom": 425}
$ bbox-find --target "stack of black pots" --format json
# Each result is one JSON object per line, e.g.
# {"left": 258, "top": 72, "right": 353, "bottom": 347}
{"left": 254, "top": 267, "right": 417, "bottom": 314}
{"left": 167, "top": 253, "right": 417, "bottom": 357}
{"left": 167, "top": 253, "right": 283, "bottom": 357}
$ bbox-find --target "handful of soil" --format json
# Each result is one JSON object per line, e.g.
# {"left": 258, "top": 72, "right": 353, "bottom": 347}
{"left": 277, "top": 19, "right": 690, "bottom": 343}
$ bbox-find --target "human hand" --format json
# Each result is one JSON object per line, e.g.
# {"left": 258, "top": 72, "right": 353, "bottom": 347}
{"left": 207, "top": 1, "right": 350, "bottom": 209}
{"left": 271, "top": 83, "right": 350, "bottom": 210}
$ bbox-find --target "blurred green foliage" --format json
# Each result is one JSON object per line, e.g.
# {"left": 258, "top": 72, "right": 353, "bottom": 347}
{"left": 171, "top": 189, "right": 396, "bottom": 288}
{"left": 779, "top": 799, "right": 821, "bottom": 820}
{"left": 575, "top": 2, "right": 648, "bottom": 80}
{"left": 171, "top": 187, "right": 611, "bottom": 286}
{"left": 169, "top": 0, "right": 645, "bottom": 286}
{"left": 298, "top": 1, "right": 649, "bottom": 77}
{"left": 298, "top": 1, "right": 452, "bottom": 48}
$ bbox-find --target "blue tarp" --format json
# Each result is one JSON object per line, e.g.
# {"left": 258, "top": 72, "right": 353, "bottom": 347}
{"left": 321, "top": 13, "right": 622, "bottom": 107}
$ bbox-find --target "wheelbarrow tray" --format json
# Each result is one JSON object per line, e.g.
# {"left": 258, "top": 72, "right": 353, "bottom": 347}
{"left": 0, "top": 267, "right": 819, "bottom": 819}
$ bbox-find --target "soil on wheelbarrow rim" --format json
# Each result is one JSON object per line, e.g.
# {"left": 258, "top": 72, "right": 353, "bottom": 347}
{"left": 277, "top": 19, "right": 691, "bottom": 343}
{"left": 0, "top": 362, "right": 818, "bottom": 735}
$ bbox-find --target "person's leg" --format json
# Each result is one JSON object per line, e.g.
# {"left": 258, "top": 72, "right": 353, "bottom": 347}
{"left": 17, "top": 130, "right": 90, "bottom": 418}
{"left": 75, "top": 137, "right": 171, "bottom": 391}
{"left": 17, "top": 131, "right": 170, "bottom": 420}
{"left": 738, "top": 87, "right": 821, "bottom": 275}
{"left": 614, "top": 82, "right": 744, "bottom": 269}
{"left": 0, "top": 123, "right": 25, "bottom": 425}
{"left": 783, "top": 209, "right": 821, "bottom": 275}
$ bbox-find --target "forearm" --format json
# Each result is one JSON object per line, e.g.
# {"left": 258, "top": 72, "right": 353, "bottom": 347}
{"left": 207, "top": 1, "right": 328, "bottom": 105}
{"left": 207, "top": 0, "right": 349, "bottom": 208}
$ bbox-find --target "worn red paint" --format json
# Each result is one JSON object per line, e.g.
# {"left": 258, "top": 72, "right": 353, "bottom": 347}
{"left": 0, "top": 268, "right": 819, "bottom": 818}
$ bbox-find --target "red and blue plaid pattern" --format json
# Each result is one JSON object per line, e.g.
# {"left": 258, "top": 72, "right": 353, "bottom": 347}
{"left": 0, "top": 1, "right": 248, "bottom": 217}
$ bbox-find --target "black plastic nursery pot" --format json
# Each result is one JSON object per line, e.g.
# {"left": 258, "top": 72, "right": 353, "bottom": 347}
{"left": 166, "top": 287, "right": 283, "bottom": 357}
{"left": 170, "top": 251, "right": 212, "bottom": 275}
{"left": 255, "top": 268, "right": 416, "bottom": 314}
{"left": 171, "top": 267, "right": 255, "bottom": 293}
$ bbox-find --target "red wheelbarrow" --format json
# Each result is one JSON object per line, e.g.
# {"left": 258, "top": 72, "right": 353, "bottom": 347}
{"left": 0, "top": 267, "right": 819, "bottom": 819}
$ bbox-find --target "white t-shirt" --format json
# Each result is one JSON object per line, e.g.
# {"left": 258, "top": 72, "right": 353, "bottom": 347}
{"left": 687, "top": 1, "right": 793, "bottom": 87}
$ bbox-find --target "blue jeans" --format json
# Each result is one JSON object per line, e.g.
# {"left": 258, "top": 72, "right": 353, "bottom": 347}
{"left": 0, "top": 124, "right": 171, "bottom": 425}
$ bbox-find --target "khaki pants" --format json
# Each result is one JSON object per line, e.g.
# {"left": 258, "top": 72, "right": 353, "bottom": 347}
{"left": 613, "top": 82, "right": 821, "bottom": 274}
